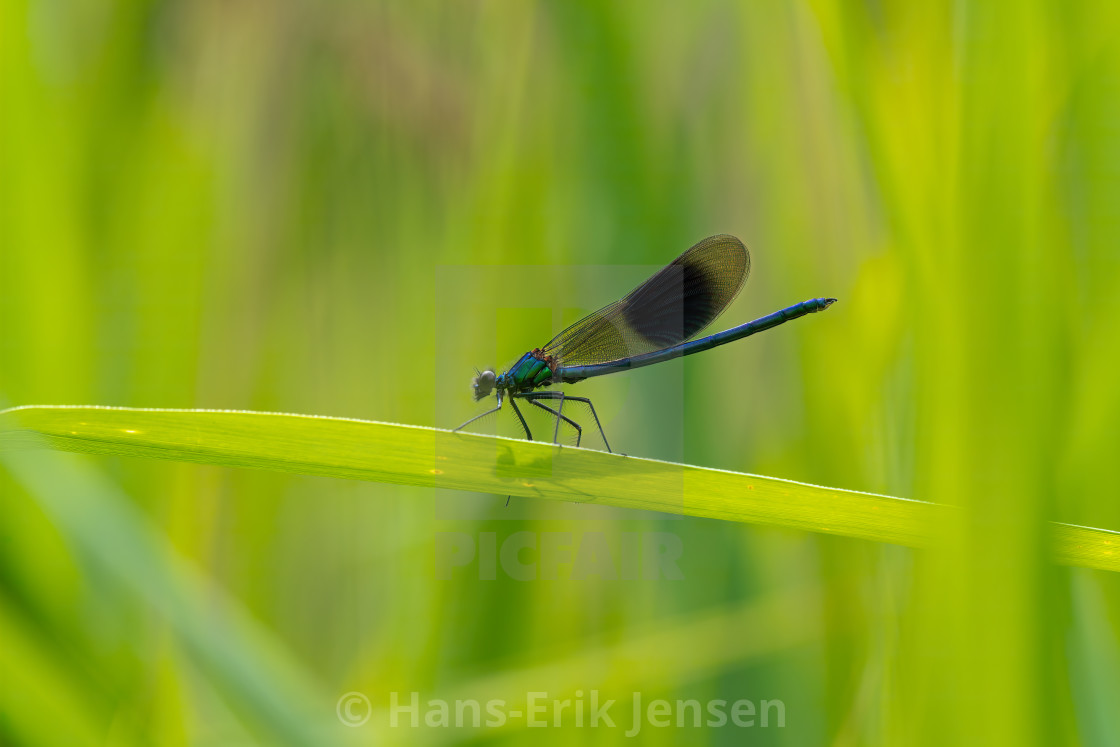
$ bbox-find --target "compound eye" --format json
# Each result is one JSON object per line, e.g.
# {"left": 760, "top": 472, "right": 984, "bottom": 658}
{"left": 472, "top": 369, "right": 497, "bottom": 400}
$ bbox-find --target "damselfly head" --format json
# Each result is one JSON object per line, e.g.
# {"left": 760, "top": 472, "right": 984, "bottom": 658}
{"left": 472, "top": 369, "right": 497, "bottom": 400}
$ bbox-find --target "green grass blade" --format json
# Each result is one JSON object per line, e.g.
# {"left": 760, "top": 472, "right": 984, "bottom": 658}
{"left": 0, "top": 592, "right": 106, "bottom": 746}
{"left": 2, "top": 405, "right": 1116, "bottom": 573}
{"left": 0, "top": 417, "right": 340, "bottom": 745}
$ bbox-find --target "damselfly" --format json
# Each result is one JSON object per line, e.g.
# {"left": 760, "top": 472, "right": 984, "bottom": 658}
{"left": 454, "top": 235, "right": 835, "bottom": 450}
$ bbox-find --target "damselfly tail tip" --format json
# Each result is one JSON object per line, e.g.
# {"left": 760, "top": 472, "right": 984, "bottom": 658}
{"left": 823, "top": 298, "right": 837, "bottom": 308}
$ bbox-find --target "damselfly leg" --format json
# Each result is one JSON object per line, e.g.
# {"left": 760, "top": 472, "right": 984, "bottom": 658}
{"left": 523, "top": 396, "right": 583, "bottom": 447}
{"left": 515, "top": 391, "right": 612, "bottom": 453}
{"left": 454, "top": 391, "right": 504, "bottom": 432}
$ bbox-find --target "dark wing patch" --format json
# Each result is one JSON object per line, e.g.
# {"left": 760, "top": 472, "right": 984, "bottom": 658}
{"left": 541, "top": 235, "right": 749, "bottom": 366}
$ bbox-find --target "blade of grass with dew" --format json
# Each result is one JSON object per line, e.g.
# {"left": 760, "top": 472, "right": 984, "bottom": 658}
{"left": 3, "top": 405, "right": 1116, "bottom": 572}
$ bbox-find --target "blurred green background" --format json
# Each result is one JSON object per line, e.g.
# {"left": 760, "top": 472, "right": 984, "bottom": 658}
{"left": 3, "top": 1, "right": 1120, "bottom": 744}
